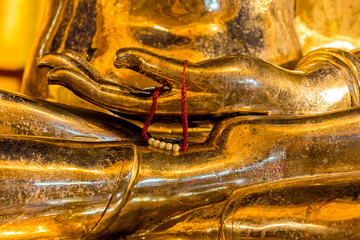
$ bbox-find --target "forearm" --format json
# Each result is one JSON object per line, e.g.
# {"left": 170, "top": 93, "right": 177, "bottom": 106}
{"left": 93, "top": 107, "right": 360, "bottom": 238}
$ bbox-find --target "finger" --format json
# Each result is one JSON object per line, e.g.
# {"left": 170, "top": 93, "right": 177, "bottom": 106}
{"left": 47, "top": 67, "right": 100, "bottom": 92}
{"left": 114, "top": 48, "right": 219, "bottom": 92}
{"left": 114, "top": 48, "right": 186, "bottom": 89}
{"left": 60, "top": 49, "right": 159, "bottom": 95}
{"left": 56, "top": 51, "right": 164, "bottom": 95}
{"left": 38, "top": 52, "right": 79, "bottom": 70}
{"left": 38, "top": 52, "right": 103, "bottom": 84}
{"left": 60, "top": 49, "right": 103, "bottom": 82}
{"left": 46, "top": 67, "right": 152, "bottom": 117}
{"left": 114, "top": 48, "right": 144, "bottom": 71}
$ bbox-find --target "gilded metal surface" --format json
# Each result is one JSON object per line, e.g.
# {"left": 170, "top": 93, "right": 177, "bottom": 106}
{"left": 224, "top": 172, "right": 360, "bottom": 239}
{"left": 0, "top": 88, "right": 360, "bottom": 239}
{"left": 0, "top": 89, "right": 138, "bottom": 239}
{"left": 2, "top": 89, "right": 360, "bottom": 238}
{"left": 137, "top": 173, "right": 360, "bottom": 239}
{"left": 117, "top": 108, "right": 360, "bottom": 239}
{"left": 22, "top": 0, "right": 301, "bottom": 109}
{"left": 1, "top": 0, "right": 360, "bottom": 239}
{"left": 38, "top": 47, "right": 360, "bottom": 119}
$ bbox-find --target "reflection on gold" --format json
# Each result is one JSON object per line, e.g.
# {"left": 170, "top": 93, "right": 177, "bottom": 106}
{"left": 233, "top": 201, "right": 360, "bottom": 222}
{"left": 0, "top": 225, "right": 48, "bottom": 237}
{"left": 320, "top": 86, "right": 349, "bottom": 104}
{"left": 0, "top": 161, "right": 101, "bottom": 174}
{"left": 224, "top": 172, "right": 360, "bottom": 239}
{"left": 234, "top": 222, "right": 332, "bottom": 232}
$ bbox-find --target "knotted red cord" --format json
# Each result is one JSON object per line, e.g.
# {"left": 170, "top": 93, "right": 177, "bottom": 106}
{"left": 142, "top": 60, "right": 190, "bottom": 151}
{"left": 142, "top": 87, "right": 162, "bottom": 141}
{"left": 180, "top": 60, "right": 189, "bottom": 151}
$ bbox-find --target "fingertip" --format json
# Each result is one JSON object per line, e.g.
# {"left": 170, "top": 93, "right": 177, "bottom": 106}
{"left": 46, "top": 68, "right": 80, "bottom": 84}
{"left": 37, "top": 53, "right": 51, "bottom": 67}
{"left": 114, "top": 54, "right": 140, "bottom": 71}
{"left": 46, "top": 68, "right": 68, "bottom": 83}
{"left": 37, "top": 52, "right": 68, "bottom": 69}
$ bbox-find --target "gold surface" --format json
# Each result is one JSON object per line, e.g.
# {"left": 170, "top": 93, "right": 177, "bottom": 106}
{"left": 1, "top": 0, "right": 360, "bottom": 239}
{"left": 22, "top": 0, "right": 302, "bottom": 109}
{"left": 0, "top": 89, "right": 135, "bottom": 239}
{"left": 37, "top": 47, "right": 360, "bottom": 119}
{"left": 2, "top": 89, "right": 360, "bottom": 239}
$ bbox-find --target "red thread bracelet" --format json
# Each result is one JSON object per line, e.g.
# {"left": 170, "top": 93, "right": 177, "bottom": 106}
{"left": 142, "top": 60, "right": 189, "bottom": 152}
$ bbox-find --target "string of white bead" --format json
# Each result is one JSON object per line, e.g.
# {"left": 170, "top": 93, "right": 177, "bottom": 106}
{"left": 148, "top": 137, "right": 180, "bottom": 151}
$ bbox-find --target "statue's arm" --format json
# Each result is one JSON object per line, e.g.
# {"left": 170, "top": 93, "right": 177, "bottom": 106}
{"left": 1, "top": 88, "right": 360, "bottom": 238}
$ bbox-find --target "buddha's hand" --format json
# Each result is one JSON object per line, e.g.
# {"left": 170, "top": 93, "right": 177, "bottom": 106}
{"left": 114, "top": 48, "right": 279, "bottom": 117}
{"left": 37, "top": 49, "right": 225, "bottom": 119}
{"left": 37, "top": 49, "right": 266, "bottom": 119}
{"left": 37, "top": 50, "right": 178, "bottom": 119}
{"left": 38, "top": 48, "right": 354, "bottom": 119}
{"left": 115, "top": 48, "right": 356, "bottom": 117}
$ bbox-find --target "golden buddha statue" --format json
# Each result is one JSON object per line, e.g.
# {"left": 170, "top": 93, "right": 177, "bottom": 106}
{"left": 1, "top": 0, "right": 360, "bottom": 239}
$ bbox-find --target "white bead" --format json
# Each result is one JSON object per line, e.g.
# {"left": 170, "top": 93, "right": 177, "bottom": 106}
{"left": 165, "top": 143, "right": 173, "bottom": 151}
{"left": 159, "top": 141, "right": 166, "bottom": 149}
{"left": 153, "top": 140, "right": 160, "bottom": 147}
{"left": 173, "top": 144, "right": 180, "bottom": 151}
{"left": 148, "top": 138, "right": 155, "bottom": 145}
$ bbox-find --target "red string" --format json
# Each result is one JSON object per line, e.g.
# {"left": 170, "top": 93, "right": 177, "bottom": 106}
{"left": 180, "top": 60, "right": 189, "bottom": 151}
{"left": 142, "top": 60, "right": 190, "bottom": 152}
{"left": 142, "top": 87, "right": 162, "bottom": 141}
